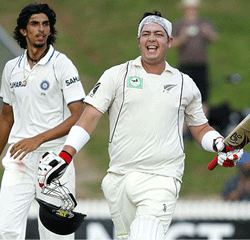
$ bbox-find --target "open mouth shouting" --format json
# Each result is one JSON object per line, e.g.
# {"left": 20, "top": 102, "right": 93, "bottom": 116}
{"left": 147, "top": 45, "right": 158, "bottom": 52}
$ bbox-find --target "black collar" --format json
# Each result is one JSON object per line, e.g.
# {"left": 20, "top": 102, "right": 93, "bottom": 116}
{"left": 27, "top": 45, "right": 50, "bottom": 64}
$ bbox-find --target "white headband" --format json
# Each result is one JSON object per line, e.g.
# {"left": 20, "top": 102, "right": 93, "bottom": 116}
{"left": 138, "top": 15, "right": 172, "bottom": 37}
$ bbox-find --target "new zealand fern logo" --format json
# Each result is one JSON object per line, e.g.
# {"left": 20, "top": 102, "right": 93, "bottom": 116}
{"left": 163, "top": 84, "right": 177, "bottom": 93}
{"left": 89, "top": 82, "right": 101, "bottom": 97}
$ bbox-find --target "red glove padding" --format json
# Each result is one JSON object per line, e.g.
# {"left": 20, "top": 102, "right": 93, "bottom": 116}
{"left": 217, "top": 149, "right": 243, "bottom": 167}
{"left": 37, "top": 150, "right": 72, "bottom": 187}
{"left": 214, "top": 137, "right": 244, "bottom": 168}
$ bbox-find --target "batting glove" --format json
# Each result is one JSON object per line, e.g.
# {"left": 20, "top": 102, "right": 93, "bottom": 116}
{"left": 213, "top": 137, "right": 244, "bottom": 167}
{"left": 38, "top": 151, "right": 72, "bottom": 187}
{"left": 213, "top": 137, "right": 225, "bottom": 152}
{"left": 217, "top": 149, "right": 243, "bottom": 167}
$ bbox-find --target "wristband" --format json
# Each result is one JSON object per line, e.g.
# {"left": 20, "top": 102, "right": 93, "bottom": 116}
{"left": 64, "top": 125, "right": 90, "bottom": 153}
{"left": 59, "top": 150, "right": 72, "bottom": 164}
{"left": 201, "top": 130, "right": 223, "bottom": 152}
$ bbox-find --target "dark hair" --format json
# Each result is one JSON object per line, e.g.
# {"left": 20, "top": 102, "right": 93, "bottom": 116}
{"left": 139, "top": 10, "right": 163, "bottom": 23}
{"left": 138, "top": 10, "right": 170, "bottom": 40}
{"left": 13, "top": 2, "right": 57, "bottom": 49}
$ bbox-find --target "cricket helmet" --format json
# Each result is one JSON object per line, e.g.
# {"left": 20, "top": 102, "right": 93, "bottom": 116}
{"left": 36, "top": 180, "right": 86, "bottom": 235}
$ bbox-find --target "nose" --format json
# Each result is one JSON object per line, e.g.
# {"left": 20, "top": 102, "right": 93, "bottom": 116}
{"left": 148, "top": 33, "right": 156, "bottom": 41}
{"left": 38, "top": 23, "right": 45, "bottom": 32}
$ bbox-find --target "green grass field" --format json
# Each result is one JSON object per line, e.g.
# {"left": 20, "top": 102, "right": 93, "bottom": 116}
{"left": 0, "top": 0, "right": 249, "bottom": 199}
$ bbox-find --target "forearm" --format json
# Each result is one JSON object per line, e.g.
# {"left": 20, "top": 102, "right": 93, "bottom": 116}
{"left": 172, "top": 30, "right": 189, "bottom": 48}
{"left": 35, "top": 101, "right": 84, "bottom": 146}
{"left": 63, "top": 104, "right": 103, "bottom": 157}
{"left": 37, "top": 114, "right": 80, "bottom": 145}
{"left": 201, "top": 24, "right": 219, "bottom": 42}
{"left": 0, "top": 113, "right": 13, "bottom": 156}
{"left": 10, "top": 102, "right": 84, "bottom": 160}
{"left": 0, "top": 123, "right": 11, "bottom": 156}
{"left": 75, "top": 105, "right": 102, "bottom": 135}
{"left": 206, "top": 31, "right": 218, "bottom": 42}
{"left": 62, "top": 116, "right": 99, "bottom": 156}
{"left": 190, "top": 123, "right": 216, "bottom": 146}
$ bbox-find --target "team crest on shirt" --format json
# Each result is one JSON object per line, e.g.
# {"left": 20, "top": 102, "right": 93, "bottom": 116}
{"left": 128, "top": 76, "right": 143, "bottom": 89}
{"left": 40, "top": 80, "right": 50, "bottom": 90}
{"left": 163, "top": 84, "right": 177, "bottom": 93}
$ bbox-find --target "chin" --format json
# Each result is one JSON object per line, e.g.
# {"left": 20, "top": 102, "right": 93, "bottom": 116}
{"left": 146, "top": 57, "right": 160, "bottom": 63}
{"left": 34, "top": 43, "right": 46, "bottom": 48}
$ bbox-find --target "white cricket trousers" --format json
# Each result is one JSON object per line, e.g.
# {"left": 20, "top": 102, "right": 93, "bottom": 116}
{"left": 101, "top": 171, "right": 181, "bottom": 239}
{"left": 0, "top": 145, "right": 75, "bottom": 240}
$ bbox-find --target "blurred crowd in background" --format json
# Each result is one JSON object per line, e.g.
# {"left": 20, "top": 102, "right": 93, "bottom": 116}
{"left": 172, "top": 0, "right": 249, "bottom": 140}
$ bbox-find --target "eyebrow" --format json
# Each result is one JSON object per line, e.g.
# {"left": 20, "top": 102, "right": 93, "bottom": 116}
{"left": 142, "top": 30, "right": 165, "bottom": 34}
{"left": 29, "top": 20, "right": 50, "bottom": 24}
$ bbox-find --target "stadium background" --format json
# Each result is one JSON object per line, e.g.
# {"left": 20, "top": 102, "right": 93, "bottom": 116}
{"left": 0, "top": 0, "right": 250, "bottom": 239}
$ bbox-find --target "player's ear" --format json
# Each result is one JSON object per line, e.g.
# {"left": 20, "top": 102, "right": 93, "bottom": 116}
{"left": 168, "top": 37, "right": 173, "bottom": 48}
{"left": 20, "top": 28, "right": 27, "bottom": 37}
{"left": 137, "top": 36, "right": 140, "bottom": 42}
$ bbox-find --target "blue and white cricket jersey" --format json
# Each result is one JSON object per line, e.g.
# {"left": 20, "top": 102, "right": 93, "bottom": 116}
{"left": 0, "top": 45, "right": 85, "bottom": 151}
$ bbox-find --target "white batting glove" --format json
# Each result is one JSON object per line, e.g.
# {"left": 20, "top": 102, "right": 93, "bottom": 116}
{"left": 217, "top": 149, "right": 244, "bottom": 167}
{"left": 213, "top": 137, "right": 244, "bottom": 167}
{"left": 38, "top": 151, "right": 72, "bottom": 187}
{"left": 213, "top": 137, "right": 225, "bottom": 152}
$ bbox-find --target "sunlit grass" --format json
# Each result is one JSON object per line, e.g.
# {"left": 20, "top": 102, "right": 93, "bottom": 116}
{"left": 0, "top": 0, "right": 249, "bottom": 199}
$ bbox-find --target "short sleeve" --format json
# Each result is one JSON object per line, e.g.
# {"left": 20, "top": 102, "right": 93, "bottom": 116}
{"left": 0, "top": 62, "right": 12, "bottom": 105}
{"left": 183, "top": 74, "right": 208, "bottom": 126}
{"left": 54, "top": 54, "right": 85, "bottom": 105}
{"left": 84, "top": 66, "right": 119, "bottom": 114}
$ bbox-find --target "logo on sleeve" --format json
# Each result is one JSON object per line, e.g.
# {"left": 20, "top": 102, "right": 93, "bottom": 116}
{"left": 65, "top": 76, "right": 80, "bottom": 86}
{"left": 128, "top": 76, "right": 143, "bottom": 89}
{"left": 89, "top": 82, "right": 101, "bottom": 97}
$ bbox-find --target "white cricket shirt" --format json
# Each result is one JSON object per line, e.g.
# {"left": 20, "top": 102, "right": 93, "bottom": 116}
{"left": 85, "top": 56, "right": 207, "bottom": 181}
{"left": 0, "top": 45, "right": 85, "bottom": 151}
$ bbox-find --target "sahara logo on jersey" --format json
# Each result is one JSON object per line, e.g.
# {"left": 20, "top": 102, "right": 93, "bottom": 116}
{"left": 128, "top": 76, "right": 143, "bottom": 89}
{"left": 40, "top": 80, "right": 50, "bottom": 90}
{"left": 65, "top": 76, "right": 80, "bottom": 86}
{"left": 10, "top": 80, "right": 27, "bottom": 88}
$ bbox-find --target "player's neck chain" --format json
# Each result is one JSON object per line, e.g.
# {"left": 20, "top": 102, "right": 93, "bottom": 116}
{"left": 27, "top": 45, "right": 49, "bottom": 64}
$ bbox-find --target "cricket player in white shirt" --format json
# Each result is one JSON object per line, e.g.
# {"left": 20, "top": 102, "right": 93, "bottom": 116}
{"left": 38, "top": 11, "right": 243, "bottom": 240}
{"left": 0, "top": 3, "right": 85, "bottom": 240}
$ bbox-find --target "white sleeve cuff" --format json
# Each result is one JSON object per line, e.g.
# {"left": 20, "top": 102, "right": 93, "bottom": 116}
{"left": 201, "top": 130, "right": 223, "bottom": 152}
{"left": 64, "top": 125, "right": 90, "bottom": 153}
